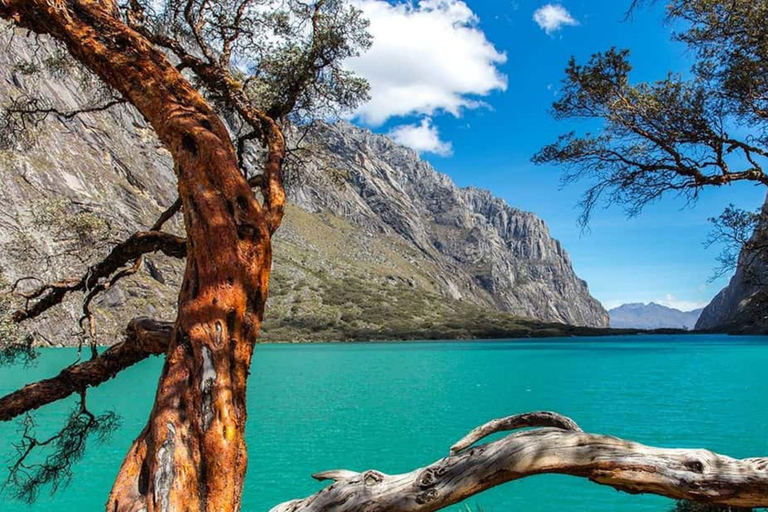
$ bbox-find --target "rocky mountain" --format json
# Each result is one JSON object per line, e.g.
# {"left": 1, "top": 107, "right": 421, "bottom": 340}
{"left": 609, "top": 303, "right": 702, "bottom": 330}
{"left": 281, "top": 122, "right": 607, "bottom": 325}
{"left": 696, "top": 195, "right": 768, "bottom": 334}
{"left": 0, "top": 30, "right": 607, "bottom": 345}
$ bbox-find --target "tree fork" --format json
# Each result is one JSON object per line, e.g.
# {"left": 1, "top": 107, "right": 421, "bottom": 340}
{"left": 272, "top": 412, "right": 768, "bottom": 512}
{"left": 0, "top": 1, "right": 286, "bottom": 510}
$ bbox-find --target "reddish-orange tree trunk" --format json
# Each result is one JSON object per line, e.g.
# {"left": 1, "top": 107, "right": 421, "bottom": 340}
{"left": 0, "top": 1, "right": 285, "bottom": 510}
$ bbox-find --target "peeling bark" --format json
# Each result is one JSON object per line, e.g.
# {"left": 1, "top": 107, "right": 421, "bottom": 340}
{"left": 0, "top": 1, "right": 285, "bottom": 510}
{"left": 272, "top": 412, "right": 768, "bottom": 512}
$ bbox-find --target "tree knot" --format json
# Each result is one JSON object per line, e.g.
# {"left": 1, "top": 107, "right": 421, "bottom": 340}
{"left": 684, "top": 459, "right": 705, "bottom": 474}
{"left": 415, "top": 488, "right": 438, "bottom": 504}
{"left": 418, "top": 465, "right": 447, "bottom": 488}
{"left": 362, "top": 470, "right": 384, "bottom": 487}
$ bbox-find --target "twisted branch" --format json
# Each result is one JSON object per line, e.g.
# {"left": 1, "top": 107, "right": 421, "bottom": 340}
{"left": 5, "top": 98, "right": 126, "bottom": 121}
{"left": 13, "top": 231, "right": 186, "bottom": 323}
{"left": 272, "top": 412, "right": 768, "bottom": 511}
{"left": 11, "top": 169, "right": 266, "bottom": 326}
{"left": 0, "top": 317, "right": 173, "bottom": 422}
{"left": 449, "top": 411, "right": 583, "bottom": 455}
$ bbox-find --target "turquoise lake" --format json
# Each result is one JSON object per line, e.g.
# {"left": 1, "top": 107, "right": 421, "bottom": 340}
{"left": 1, "top": 334, "right": 767, "bottom": 511}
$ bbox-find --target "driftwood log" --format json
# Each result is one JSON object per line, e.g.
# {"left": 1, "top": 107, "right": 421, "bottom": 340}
{"left": 271, "top": 412, "right": 768, "bottom": 511}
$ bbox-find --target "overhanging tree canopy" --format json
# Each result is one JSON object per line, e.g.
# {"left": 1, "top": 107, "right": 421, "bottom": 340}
{"left": 533, "top": 1, "right": 768, "bottom": 277}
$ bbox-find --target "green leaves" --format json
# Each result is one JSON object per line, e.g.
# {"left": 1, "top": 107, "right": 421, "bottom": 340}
{"left": 135, "top": 0, "right": 372, "bottom": 123}
{"left": 670, "top": 0, "right": 768, "bottom": 124}
{"left": 534, "top": 1, "right": 768, "bottom": 227}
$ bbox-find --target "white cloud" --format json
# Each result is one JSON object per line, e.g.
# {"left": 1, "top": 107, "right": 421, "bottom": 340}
{"left": 533, "top": 4, "right": 578, "bottom": 35}
{"left": 655, "top": 294, "right": 709, "bottom": 312}
{"left": 602, "top": 294, "right": 710, "bottom": 312}
{"left": 347, "top": 0, "right": 507, "bottom": 126}
{"left": 601, "top": 300, "right": 625, "bottom": 310}
{"left": 388, "top": 118, "right": 453, "bottom": 156}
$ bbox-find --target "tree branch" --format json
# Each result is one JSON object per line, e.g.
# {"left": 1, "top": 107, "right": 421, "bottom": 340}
{"left": 5, "top": 98, "right": 126, "bottom": 121}
{"left": 13, "top": 231, "right": 186, "bottom": 323}
{"left": 149, "top": 200, "right": 182, "bottom": 232}
{"left": 272, "top": 412, "right": 768, "bottom": 511}
{"left": 0, "top": 317, "right": 173, "bottom": 422}
{"left": 449, "top": 411, "right": 583, "bottom": 455}
{"left": 13, "top": 169, "right": 266, "bottom": 324}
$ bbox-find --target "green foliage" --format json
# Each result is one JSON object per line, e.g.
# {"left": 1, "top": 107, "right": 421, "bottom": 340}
{"left": 668, "top": 0, "right": 768, "bottom": 125}
{"left": 132, "top": 0, "right": 371, "bottom": 123}
{"left": 0, "top": 337, "right": 38, "bottom": 367}
{"left": 0, "top": 270, "right": 37, "bottom": 368}
{"left": 534, "top": 1, "right": 768, "bottom": 228}
{"left": 32, "top": 199, "right": 112, "bottom": 251}
{"left": 259, "top": 205, "right": 628, "bottom": 343}
{"left": 2, "top": 199, "right": 117, "bottom": 282}
{"left": 262, "top": 266, "right": 617, "bottom": 343}
{"left": 706, "top": 204, "right": 768, "bottom": 282}
{"left": 11, "top": 61, "right": 37, "bottom": 76}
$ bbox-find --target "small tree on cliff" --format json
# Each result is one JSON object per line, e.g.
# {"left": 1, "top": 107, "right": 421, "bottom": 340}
{"left": 533, "top": 0, "right": 768, "bottom": 278}
{"left": 1, "top": 1, "right": 768, "bottom": 512}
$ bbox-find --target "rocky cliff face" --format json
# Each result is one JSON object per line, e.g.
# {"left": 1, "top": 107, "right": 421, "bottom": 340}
{"left": 285, "top": 122, "right": 607, "bottom": 326}
{"left": 696, "top": 195, "right": 768, "bottom": 333}
{"left": 0, "top": 31, "right": 607, "bottom": 346}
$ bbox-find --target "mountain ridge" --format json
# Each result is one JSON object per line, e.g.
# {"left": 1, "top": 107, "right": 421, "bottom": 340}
{"left": 283, "top": 121, "right": 608, "bottom": 327}
{"left": 0, "top": 31, "right": 607, "bottom": 345}
{"left": 609, "top": 302, "right": 702, "bottom": 331}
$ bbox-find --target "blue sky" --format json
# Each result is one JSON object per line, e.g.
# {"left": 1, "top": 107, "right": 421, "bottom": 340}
{"left": 344, "top": 0, "right": 767, "bottom": 312}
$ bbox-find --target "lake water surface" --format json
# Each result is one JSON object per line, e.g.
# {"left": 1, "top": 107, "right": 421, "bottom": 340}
{"left": 1, "top": 335, "right": 767, "bottom": 511}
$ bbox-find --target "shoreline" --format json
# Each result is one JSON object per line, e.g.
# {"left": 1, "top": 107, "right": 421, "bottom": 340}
{"left": 71, "top": 329, "right": 768, "bottom": 349}
{"left": 257, "top": 331, "right": 767, "bottom": 345}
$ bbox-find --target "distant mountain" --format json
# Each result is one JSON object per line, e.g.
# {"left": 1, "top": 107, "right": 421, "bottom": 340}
{"left": 609, "top": 303, "right": 703, "bottom": 330}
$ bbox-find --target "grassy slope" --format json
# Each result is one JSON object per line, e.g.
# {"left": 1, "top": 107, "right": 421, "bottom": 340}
{"left": 260, "top": 206, "right": 666, "bottom": 342}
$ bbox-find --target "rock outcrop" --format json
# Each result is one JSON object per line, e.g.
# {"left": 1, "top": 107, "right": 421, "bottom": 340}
{"left": 0, "top": 30, "right": 607, "bottom": 345}
{"left": 285, "top": 122, "right": 607, "bottom": 327}
{"left": 696, "top": 195, "right": 768, "bottom": 333}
